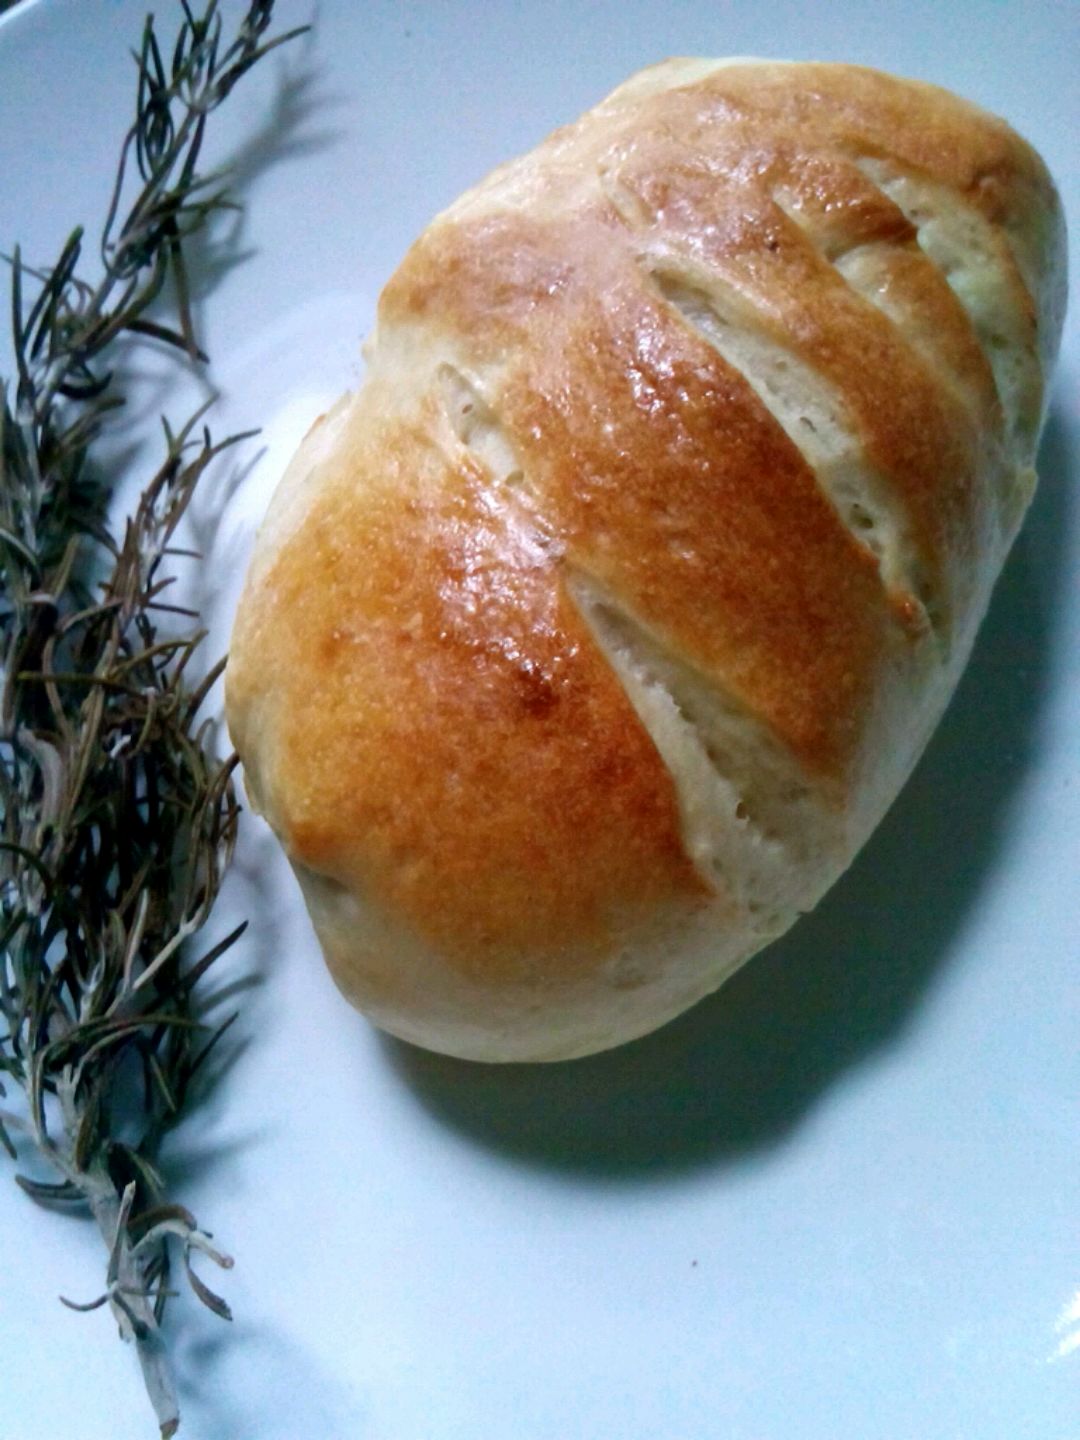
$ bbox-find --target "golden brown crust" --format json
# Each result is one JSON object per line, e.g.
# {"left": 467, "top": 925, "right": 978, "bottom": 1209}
{"left": 226, "top": 59, "right": 1065, "bottom": 1060}
{"left": 229, "top": 382, "right": 715, "bottom": 982}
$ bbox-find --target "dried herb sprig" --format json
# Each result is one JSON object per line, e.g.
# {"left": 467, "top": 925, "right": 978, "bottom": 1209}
{"left": 0, "top": 3, "right": 307, "bottom": 1434}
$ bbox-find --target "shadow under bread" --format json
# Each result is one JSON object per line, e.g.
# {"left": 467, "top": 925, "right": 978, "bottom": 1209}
{"left": 381, "top": 406, "right": 1075, "bottom": 1179}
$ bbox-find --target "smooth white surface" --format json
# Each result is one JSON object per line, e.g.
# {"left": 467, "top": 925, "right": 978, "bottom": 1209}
{"left": 1, "top": 3, "right": 1078, "bottom": 1438}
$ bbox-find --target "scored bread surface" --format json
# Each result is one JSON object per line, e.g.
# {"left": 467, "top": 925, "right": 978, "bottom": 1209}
{"left": 226, "top": 59, "right": 1066, "bottom": 1061}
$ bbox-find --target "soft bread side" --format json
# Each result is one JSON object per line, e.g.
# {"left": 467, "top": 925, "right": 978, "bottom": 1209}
{"left": 226, "top": 60, "right": 1066, "bottom": 1061}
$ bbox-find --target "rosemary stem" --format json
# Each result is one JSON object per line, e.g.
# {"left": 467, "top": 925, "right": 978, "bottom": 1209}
{"left": 55, "top": 1072, "right": 180, "bottom": 1436}
{"left": 89, "top": 1177, "right": 180, "bottom": 1438}
{"left": 33, "top": 54, "right": 211, "bottom": 423}
{"left": 2, "top": 5, "right": 307, "bottom": 1431}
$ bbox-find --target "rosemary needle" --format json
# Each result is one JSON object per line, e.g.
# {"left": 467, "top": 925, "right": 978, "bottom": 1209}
{"left": 0, "top": 2, "right": 307, "bottom": 1434}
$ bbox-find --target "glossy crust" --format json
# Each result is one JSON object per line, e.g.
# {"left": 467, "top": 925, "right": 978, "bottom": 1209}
{"left": 226, "top": 59, "right": 1066, "bottom": 1060}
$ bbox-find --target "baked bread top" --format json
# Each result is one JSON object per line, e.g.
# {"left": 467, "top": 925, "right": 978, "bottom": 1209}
{"left": 226, "top": 59, "right": 1066, "bottom": 1060}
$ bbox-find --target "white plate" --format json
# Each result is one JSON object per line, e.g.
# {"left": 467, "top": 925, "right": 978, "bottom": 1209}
{"left": 1, "top": 3, "right": 1078, "bottom": 1437}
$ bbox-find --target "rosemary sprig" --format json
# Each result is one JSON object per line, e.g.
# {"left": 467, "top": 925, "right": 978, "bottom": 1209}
{"left": 0, "top": 3, "right": 307, "bottom": 1434}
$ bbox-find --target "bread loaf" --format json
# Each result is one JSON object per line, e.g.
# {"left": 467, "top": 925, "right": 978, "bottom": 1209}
{"left": 226, "top": 59, "right": 1066, "bottom": 1061}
